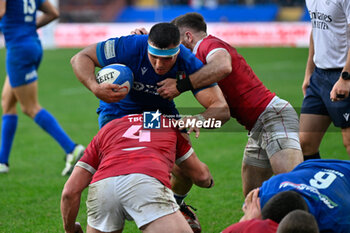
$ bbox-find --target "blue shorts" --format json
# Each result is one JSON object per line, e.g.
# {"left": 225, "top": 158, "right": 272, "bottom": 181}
{"left": 6, "top": 41, "right": 42, "bottom": 87}
{"left": 98, "top": 113, "right": 119, "bottom": 129}
{"left": 301, "top": 67, "right": 350, "bottom": 128}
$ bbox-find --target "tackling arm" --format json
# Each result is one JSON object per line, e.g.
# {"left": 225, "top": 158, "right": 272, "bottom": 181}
{"left": 189, "top": 49, "right": 232, "bottom": 89}
{"left": 37, "top": 0, "right": 59, "bottom": 29}
{"left": 176, "top": 85, "right": 230, "bottom": 138}
{"left": 194, "top": 85, "right": 230, "bottom": 124}
{"left": 157, "top": 49, "right": 232, "bottom": 99}
{"left": 61, "top": 166, "right": 92, "bottom": 233}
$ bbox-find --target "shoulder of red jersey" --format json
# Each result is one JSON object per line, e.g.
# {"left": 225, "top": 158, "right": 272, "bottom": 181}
{"left": 197, "top": 35, "right": 236, "bottom": 63}
{"left": 201, "top": 35, "right": 229, "bottom": 49}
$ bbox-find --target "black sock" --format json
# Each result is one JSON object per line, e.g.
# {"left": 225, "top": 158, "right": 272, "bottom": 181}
{"left": 304, "top": 152, "right": 321, "bottom": 161}
{"left": 173, "top": 192, "right": 188, "bottom": 205}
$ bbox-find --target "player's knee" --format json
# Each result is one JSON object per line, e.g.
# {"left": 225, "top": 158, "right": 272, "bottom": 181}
{"left": 1, "top": 97, "right": 16, "bottom": 114}
{"left": 299, "top": 133, "right": 321, "bottom": 155}
{"left": 300, "top": 140, "right": 318, "bottom": 156}
{"left": 20, "top": 106, "right": 32, "bottom": 117}
{"left": 20, "top": 105, "right": 40, "bottom": 118}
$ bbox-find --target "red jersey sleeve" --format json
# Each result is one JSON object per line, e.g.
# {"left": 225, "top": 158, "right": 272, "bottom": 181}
{"left": 175, "top": 130, "right": 193, "bottom": 165}
{"left": 196, "top": 38, "right": 228, "bottom": 64}
{"left": 76, "top": 135, "right": 100, "bottom": 174}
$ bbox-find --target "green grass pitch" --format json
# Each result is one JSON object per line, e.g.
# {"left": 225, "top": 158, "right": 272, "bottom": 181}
{"left": 0, "top": 47, "right": 348, "bottom": 232}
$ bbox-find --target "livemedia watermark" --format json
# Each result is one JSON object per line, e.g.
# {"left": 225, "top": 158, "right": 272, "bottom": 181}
{"left": 142, "top": 110, "right": 222, "bottom": 130}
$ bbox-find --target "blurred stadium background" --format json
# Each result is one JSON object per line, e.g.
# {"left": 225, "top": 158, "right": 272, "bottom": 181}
{"left": 1, "top": 0, "right": 311, "bottom": 48}
{"left": 1, "top": 1, "right": 349, "bottom": 232}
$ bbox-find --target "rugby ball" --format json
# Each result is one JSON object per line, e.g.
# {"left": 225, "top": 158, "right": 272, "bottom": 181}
{"left": 96, "top": 64, "right": 134, "bottom": 93}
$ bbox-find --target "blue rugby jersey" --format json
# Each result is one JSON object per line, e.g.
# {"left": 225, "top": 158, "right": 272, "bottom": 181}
{"left": 1, "top": 0, "right": 44, "bottom": 48}
{"left": 96, "top": 35, "right": 210, "bottom": 120}
{"left": 259, "top": 159, "right": 350, "bottom": 233}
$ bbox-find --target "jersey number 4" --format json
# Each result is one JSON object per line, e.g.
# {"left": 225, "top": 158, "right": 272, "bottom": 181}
{"left": 122, "top": 125, "right": 151, "bottom": 142}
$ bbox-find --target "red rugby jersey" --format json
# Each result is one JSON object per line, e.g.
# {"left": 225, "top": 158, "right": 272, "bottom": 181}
{"left": 222, "top": 219, "right": 278, "bottom": 233}
{"left": 78, "top": 114, "right": 193, "bottom": 188}
{"left": 195, "top": 35, "right": 276, "bottom": 130}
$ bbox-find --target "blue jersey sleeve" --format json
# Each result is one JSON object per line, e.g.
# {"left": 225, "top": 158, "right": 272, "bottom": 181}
{"left": 96, "top": 35, "right": 147, "bottom": 68}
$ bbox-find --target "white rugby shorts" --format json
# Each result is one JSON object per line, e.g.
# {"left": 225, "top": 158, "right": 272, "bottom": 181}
{"left": 86, "top": 173, "right": 179, "bottom": 232}
{"left": 243, "top": 96, "right": 301, "bottom": 168}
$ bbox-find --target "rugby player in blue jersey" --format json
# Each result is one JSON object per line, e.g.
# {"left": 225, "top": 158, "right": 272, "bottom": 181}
{"left": 70, "top": 23, "right": 229, "bottom": 129}
{"left": 0, "top": 0, "right": 84, "bottom": 175}
{"left": 224, "top": 159, "right": 350, "bottom": 233}
{"left": 70, "top": 22, "right": 230, "bottom": 232}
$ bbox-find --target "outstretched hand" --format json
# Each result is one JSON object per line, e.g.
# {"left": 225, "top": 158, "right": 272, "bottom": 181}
{"left": 157, "top": 78, "right": 180, "bottom": 100}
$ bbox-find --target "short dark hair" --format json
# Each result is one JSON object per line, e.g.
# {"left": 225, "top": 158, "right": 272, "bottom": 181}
{"left": 148, "top": 23, "right": 180, "bottom": 48}
{"left": 277, "top": 210, "right": 319, "bottom": 233}
{"left": 171, "top": 12, "right": 207, "bottom": 33}
{"left": 261, "top": 191, "right": 309, "bottom": 223}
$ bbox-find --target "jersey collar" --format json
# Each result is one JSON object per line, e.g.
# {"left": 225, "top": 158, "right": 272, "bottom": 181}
{"left": 193, "top": 35, "right": 209, "bottom": 55}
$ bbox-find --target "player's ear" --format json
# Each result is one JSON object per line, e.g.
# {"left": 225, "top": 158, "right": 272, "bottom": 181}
{"left": 185, "top": 31, "right": 192, "bottom": 42}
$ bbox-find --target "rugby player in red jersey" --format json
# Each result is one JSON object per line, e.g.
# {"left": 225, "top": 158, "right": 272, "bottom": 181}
{"left": 61, "top": 114, "right": 213, "bottom": 233}
{"left": 153, "top": 13, "right": 303, "bottom": 196}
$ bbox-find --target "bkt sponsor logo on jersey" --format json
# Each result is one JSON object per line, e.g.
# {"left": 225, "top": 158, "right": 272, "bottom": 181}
{"left": 143, "top": 110, "right": 161, "bottom": 129}
{"left": 133, "top": 81, "right": 159, "bottom": 95}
